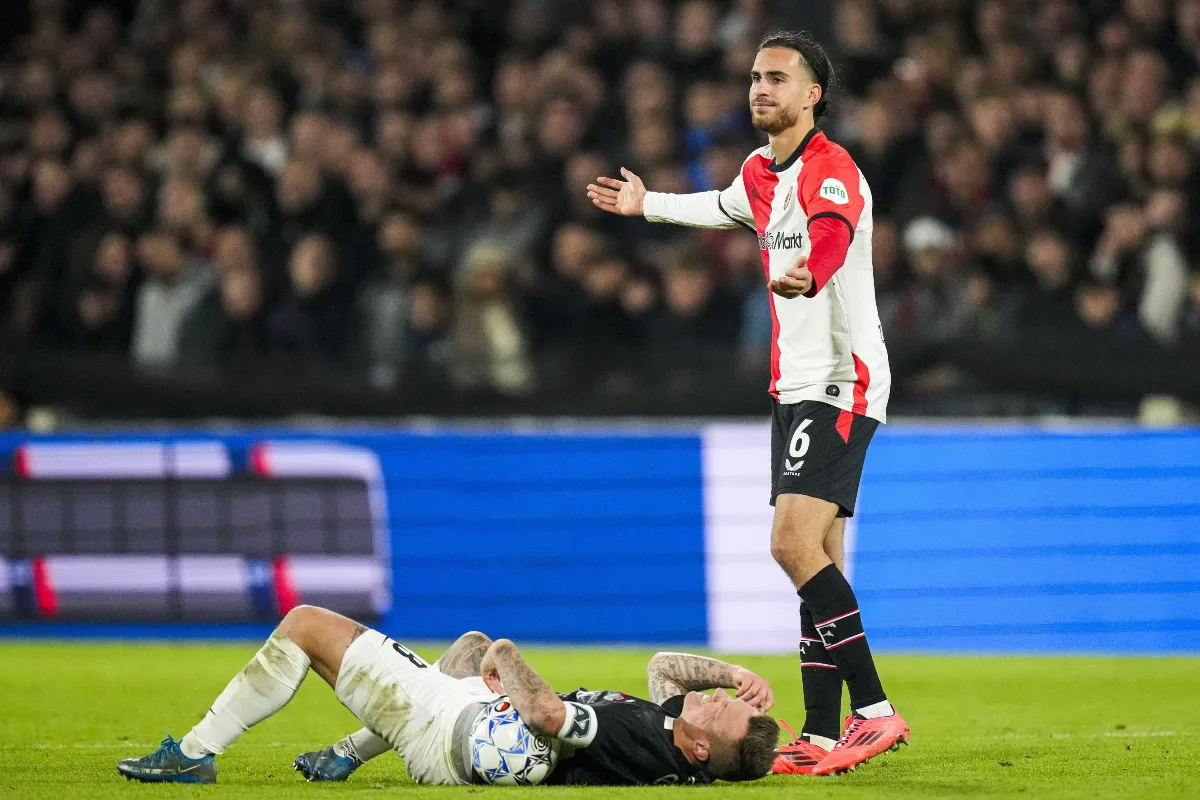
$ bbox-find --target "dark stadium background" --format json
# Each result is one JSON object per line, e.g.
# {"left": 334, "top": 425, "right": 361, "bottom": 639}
{"left": 0, "top": 0, "right": 1196, "bottom": 655}
{"left": 0, "top": 0, "right": 1198, "bottom": 423}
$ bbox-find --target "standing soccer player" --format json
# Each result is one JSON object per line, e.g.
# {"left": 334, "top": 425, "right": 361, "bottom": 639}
{"left": 587, "top": 31, "right": 908, "bottom": 776}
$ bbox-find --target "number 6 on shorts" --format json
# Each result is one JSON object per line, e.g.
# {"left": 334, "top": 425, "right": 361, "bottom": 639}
{"left": 789, "top": 419, "right": 813, "bottom": 458}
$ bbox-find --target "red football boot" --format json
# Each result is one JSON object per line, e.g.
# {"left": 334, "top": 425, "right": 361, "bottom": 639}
{"left": 811, "top": 712, "right": 909, "bottom": 775}
{"left": 770, "top": 720, "right": 831, "bottom": 775}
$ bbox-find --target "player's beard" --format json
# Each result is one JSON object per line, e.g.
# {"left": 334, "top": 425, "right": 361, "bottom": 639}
{"left": 751, "top": 103, "right": 801, "bottom": 135}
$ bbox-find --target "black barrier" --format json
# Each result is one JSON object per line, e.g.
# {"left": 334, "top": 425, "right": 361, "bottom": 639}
{"left": 2, "top": 340, "right": 1199, "bottom": 420}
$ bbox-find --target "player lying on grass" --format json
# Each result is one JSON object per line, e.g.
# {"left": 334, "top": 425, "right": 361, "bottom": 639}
{"left": 291, "top": 626, "right": 777, "bottom": 785}
{"left": 116, "top": 604, "right": 781, "bottom": 786}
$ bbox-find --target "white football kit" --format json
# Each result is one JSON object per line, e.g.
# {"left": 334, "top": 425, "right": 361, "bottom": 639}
{"left": 335, "top": 630, "right": 498, "bottom": 785}
{"left": 335, "top": 631, "right": 609, "bottom": 785}
{"left": 643, "top": 129, "right": 891, "bottom": 422}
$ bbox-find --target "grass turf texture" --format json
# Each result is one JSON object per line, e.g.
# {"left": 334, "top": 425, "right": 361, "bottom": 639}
{"left": 1, "top": 643, "right": 1197, "bottom": 799}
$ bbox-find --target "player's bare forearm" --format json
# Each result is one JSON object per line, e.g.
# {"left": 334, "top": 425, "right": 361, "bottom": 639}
{"left": 646, "top": 652, "right": 738, "bottom": 702}
{"left": 646, "top": 652, "right": 774, "bottom": 710}
{"left": 643, "top": 652, "right": 772, "bottom": 710}
{"left": 483, "top": 639, "right": 567, "bottom": 735}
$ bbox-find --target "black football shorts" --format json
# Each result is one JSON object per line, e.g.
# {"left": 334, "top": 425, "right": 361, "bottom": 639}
{"left": 769, "top": 399, "right": 878, "bottom": 517}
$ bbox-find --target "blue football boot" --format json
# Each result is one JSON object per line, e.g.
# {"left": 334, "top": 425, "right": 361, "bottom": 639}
{"left": 293, "top": 746, "right": 360, "bottom": 781}
{"left": 116, "top": 735, "right": 216, "bottom": 784}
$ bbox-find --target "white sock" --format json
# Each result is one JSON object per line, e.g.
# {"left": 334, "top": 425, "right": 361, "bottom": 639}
{"left": 804, "top": 733, "right": 837, "bottom": 751}
{"left": 855, "top": 700, "right": 894, "bottom": 719}
{"left": 335, "top": 728, "right": 392, "bottom": 764}
{"left": 180, "top": 632, "right": 311, "bottom": 759}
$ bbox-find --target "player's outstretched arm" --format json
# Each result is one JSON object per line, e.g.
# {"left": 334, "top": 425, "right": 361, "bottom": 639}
{"left": 480, "top": 639, "right": 568, "bottom": 737}
{"left": 586, "top": 167, "right": 647, "bottom": 216}
{"left": 589, "top": 167, "right": 753, "bottom": 230}
{"left": 647, "top": 652, "right": 774, "bottom": 711}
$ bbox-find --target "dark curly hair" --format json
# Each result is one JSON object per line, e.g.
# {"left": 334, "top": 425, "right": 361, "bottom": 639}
{"left": 758, "top": 30, "right": 836, "bottom": 121}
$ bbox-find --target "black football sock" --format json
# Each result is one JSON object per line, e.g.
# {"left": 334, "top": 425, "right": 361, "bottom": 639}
{"left": 797, "top": 564, "right": 888, "bottom": 712}
{"left": 798, "top": 602, "right": 843, "bottom": 743}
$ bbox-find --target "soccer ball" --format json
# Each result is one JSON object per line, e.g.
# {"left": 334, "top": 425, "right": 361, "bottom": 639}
{"left": 471, "top": 697, "right": 560, "bottom": 785}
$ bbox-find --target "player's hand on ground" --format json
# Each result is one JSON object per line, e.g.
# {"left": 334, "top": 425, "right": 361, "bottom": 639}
{"left": 769, "top": 255, "right": 812, "bottom": 299}
{"left": 586, "top": 167, "right": 647, "bottom": 217}
{"left": 732, "top": 666, "right": 774, "bottom": 711}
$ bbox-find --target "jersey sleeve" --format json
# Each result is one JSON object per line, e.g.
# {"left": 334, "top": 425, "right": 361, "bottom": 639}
{"left": 643, "top": 172, "right": 755, "bottom": 231}
{"left": 798, "top": 152, "right": 865, "bottom": 240}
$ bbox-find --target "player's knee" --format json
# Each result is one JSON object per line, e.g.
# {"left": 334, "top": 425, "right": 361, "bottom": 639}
{"left": 770, "top": 541, "right": 799, "bottom": 572}
{"left": 460, "top": 631, "right": 492, "bottom": 647}
{"left": 770, "top": 535, "right": 817, "bottom": 564}
{"left": 277, "top": 604, "right": 322, "bottom": 636}
{"left": 770, "top": 536, "right": 825, "bottom": 580}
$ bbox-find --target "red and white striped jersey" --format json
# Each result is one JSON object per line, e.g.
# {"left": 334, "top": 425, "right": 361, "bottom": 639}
{"left": 642, "top": 129, "right": 890, "bottom": 422}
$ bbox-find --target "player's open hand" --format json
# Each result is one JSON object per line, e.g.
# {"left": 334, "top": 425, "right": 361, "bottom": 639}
{"left": 769, "top": 255, "right": 812, "bottom": 299}
{"left": 586, "top": 167, "right": 647, "bottom": 217}
{"left": 732, "top": 666, "right": 774, "bottom": 711}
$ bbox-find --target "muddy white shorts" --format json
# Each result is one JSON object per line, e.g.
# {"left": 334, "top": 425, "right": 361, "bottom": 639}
{"left": 334, "top": 630, "right": 498, "bottom": 784}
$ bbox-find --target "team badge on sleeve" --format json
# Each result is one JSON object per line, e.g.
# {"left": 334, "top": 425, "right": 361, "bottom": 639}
{"left": 819, "top": 178, "right": 849, "bottom": 204}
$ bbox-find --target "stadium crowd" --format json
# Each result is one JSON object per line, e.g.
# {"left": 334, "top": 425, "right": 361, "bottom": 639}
{"left": 2, "top": 0, "right": 1200, "bottom": 403}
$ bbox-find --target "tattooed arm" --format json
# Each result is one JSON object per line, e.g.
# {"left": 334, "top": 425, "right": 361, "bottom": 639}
{"left": 647, "top": 652, "right": 775, "bottom": 711}
{"left": 480, "top": 639, "right": 567, "bottom": 736}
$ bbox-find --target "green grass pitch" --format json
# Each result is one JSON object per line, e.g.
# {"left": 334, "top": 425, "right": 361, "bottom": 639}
{"left": 2, "top": 642, "right": 1197, "bottom": 799}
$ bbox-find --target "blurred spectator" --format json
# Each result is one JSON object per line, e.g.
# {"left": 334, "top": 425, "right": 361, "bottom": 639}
{"left": 1021, "top": 228, "right": 1078, "bottom": 334}
{"left": 99, "top": 166, "right": 150, "bottom": 234}
{"left": 180, "top": 267, "right": 268, "bottom": 364}
{"left": 972, "top": 212, "right": 1027, "bottom": 288}
{"left": 578, "top": 253, "right": 642, "bottom": 358}
{"left": 241, "top": 86, "right": 288, "bottom": 178}
{"left": 205, "top": 157, "right": 273, "bottom": 233}
{"left": 1042, "top": 90, "right": 1121, "bottom": 236}
{"left": 2, "top": 0, "right": 1198, "bottom": 414}
{"left": 452, "top": 245, "right": 533, "bottom": 396}
{"left": 724, "top": 232, "right": 772, "bottom": 369}
{"left": 266, "top": 234, "right": 356, "bottom": 362}
{"left": 848, "top": 100, "right": 916, "bottom": 218}
{"left": 896, "top": 217, "right": 970, "bottom": 343}
{"left": 263, "top": 160, "right": 338, "bottom": 291}
{"left": 1183, "top": 268, "right": 1200, "bottom": 339}
{"left": 873, "top": 218, "right": 910, "bottom": 342}
{"left": 406, "top": 272, "right": 455, "bottom": 388}
{"left": 64, "top": 231, "right": 135, "bottom": 354}
{"left": 648, "top": 240, "right": 740, "bottom": 354}
{"left": 1138, "top": 189, "right": 1192, "bottom": 344}
{"left": 362, "top": 211, "right": 431, "bottom": 388}
{"left": 521, "top": 222, "right": 597, "bottom": 353}
{"left": 834, "top": 0, "right": 893, "bottom": 96}
{"left": 1073, "top": 276, "right": 1144, "bottom": 340}
{"left": 131, "top": 231, "right": 216, "bottom": 369}
{"left": 457, "top": 172, "right": 549, "bottom": 270}
{"left": 1007, "top": 162, "right": 1060, "bottom": 237}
